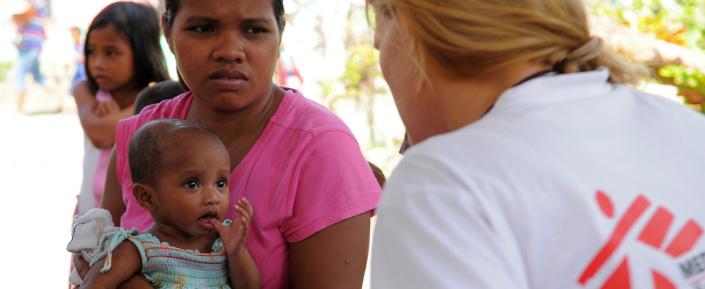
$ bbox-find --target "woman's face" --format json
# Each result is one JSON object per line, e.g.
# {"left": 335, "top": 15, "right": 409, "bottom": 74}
{"left": 165, "top": 0, "right": 280, "bottom": 112}
{"left": 373, "top": 4, "right": 437, "bottom": 144}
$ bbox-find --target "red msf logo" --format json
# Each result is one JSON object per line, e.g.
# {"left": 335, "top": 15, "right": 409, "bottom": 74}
{"left": 578, "top": 191, "right": 703, "bottom": 289}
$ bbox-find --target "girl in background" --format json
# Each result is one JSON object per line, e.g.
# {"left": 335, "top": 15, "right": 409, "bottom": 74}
{"left": 73, "top": 1, "right": 168, "bottom": 216}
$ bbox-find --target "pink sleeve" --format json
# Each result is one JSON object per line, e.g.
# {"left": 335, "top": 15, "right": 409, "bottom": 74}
{"left": 114, "top": 117, "right": 135, "bottom": 189}
{"left": 282, "top": 130, "right": 382, "bottom": 243}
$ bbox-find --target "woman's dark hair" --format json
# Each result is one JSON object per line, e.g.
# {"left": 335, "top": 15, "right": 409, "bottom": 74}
{"left": 85, "top": 2, "right": 168, "bottom": 93}
{"left": 164, "top": 0, "right": 286, "bottom": 33}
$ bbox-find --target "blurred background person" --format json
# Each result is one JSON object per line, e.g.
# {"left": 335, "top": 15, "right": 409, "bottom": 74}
{"left": 11, "top": 0, "right": 52, "bottom": 113}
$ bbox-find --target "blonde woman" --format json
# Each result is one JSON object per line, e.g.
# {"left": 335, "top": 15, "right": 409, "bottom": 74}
{"left": 369, "top": 0, "right": 705, "bottom": 288}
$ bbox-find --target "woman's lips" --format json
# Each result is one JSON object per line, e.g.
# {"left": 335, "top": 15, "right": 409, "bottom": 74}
{"left": 208, "top": 69, "right": 248, "bottom": 91}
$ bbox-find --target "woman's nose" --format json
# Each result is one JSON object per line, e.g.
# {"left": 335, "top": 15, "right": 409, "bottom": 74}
{"left": 212, "top": 31, "right": 245, "bottom": 64}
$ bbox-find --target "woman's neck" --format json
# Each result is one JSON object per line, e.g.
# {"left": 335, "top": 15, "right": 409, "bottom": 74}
{"left": 187, "top": 86, "right": 285, "bottom": 147}
{"left": 412, "top": 61, "right": 551, "bottom": 143}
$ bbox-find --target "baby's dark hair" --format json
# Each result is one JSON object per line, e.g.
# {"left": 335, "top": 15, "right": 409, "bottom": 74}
{"left": 134, "top": 80, "right": 186, "bottom": 114}
{"left": 85, "top": 2, "right": 168, "bottom": 94}
{"left": 129, "top": 119, "right": 222, "bottom": 184}
{"left": 163, "top": 0, "right": 286, "bottom": 33}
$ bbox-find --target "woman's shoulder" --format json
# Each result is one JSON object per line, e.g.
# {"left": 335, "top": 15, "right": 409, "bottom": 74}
{"left": 272, "top": 89, "right": 353, "bottom": 136}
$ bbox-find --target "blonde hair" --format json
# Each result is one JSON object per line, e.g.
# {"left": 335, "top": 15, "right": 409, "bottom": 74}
{"left": 373, "top": 0, "right": 646, "bottom": 85}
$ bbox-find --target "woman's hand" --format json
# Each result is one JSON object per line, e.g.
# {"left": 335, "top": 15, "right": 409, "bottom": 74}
{"left": 210, "top": 198, "right": 253, "bottom": 257}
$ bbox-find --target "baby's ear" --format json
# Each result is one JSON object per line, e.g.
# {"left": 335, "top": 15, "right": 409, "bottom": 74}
{"left": 132, "top": 183, "right": 157, "bottom": 211}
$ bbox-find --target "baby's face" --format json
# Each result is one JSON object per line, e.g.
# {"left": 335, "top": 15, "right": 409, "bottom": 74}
{"left": 151, "top": 135, "right": 231, "bottom": 237}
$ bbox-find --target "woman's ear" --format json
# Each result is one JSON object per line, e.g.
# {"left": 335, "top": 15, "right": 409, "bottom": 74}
{"left": 161, "top": 16, "right": 174, "bottom": 53}
{"left": 133, "top": 183, "right": 158, "bottom": 211}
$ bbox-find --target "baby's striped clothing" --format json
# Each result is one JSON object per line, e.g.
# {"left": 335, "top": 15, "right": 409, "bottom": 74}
{"left": 96, "top": 228, "right": 231, "bottom": 289}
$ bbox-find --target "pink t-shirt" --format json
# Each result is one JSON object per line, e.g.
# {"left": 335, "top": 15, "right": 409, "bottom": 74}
{"left": 114, "top": 90, "right": 381, "bottom": 289}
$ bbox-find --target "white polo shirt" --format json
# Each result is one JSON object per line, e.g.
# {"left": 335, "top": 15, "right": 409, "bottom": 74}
{"left": 371, "top": 69, "right": 705, "bottom": 289}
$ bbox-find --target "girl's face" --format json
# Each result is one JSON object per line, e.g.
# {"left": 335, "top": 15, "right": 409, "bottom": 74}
{"left": 86, "top": 24, "right": 134, "bottom": 92}
{"left": 373, "top": 5, "right": 436, "bottom": 144}
{"left": 165, "top": 0, "right": 281, "bottom": 112}
{"left": 150, "top": 136, "right": 231, "bottom": 238}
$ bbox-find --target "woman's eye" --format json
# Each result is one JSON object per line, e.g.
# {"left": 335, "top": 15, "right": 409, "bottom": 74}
{"left": 245, "top": 26, "right": 266, "bottom": 34}
{"left": 192, "top": 24, "right": 215, "bottom": 33}
{"left": 184, "top": 179, "right": 199, "bottom": 189}
{"left": 216, "top": 178, "right": 227, "bottom": 188}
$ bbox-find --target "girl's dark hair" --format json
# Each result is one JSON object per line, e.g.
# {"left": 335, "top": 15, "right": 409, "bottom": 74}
{"left": 85, "top": 2, "right": 168, "bottom": 93}
{"left": 164, "top": 0, "right": 286, "bottom": 32}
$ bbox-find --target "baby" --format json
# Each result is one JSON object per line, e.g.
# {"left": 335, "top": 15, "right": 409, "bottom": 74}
{"left": 68, "top": 119, "right": 259, "bottom": 289}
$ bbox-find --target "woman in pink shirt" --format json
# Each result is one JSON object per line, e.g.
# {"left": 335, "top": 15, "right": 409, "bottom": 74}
{"left": 93, "top": 0, "right": 381, "bottom": 288}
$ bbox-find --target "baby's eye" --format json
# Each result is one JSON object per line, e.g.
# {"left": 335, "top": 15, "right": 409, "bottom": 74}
{"left": 184, "top": 179, "right": 199, "bottom": 189}
{"left": 216, "top": 178, "right": 227, "bottom": 188}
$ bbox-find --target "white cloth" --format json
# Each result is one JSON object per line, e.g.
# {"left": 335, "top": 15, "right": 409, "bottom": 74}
{"left": 67, "top": 208, "right": 119, "bottom": 262}
{"left": 371, "top": 69, "right": 705, "bottom": 289}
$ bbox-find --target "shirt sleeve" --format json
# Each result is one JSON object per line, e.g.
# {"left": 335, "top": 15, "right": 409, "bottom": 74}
{"left": 281, "top": 130, "right": 382, "bottom": 243}
{"left": 371, "top": 150, "right": 528, "bottom": 289}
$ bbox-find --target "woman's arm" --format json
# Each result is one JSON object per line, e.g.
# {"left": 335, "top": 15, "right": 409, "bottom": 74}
{"left": 288, "top": 212, "right": 372, "bottom": 289}
{"left": 101, "top": 148, "right": 125, "bottom": 226}
{"left": 81, "top": 242, "right": 141, "bottom": 289}
{"left": 73, "top": 80, "right": 135, "bottom": 148}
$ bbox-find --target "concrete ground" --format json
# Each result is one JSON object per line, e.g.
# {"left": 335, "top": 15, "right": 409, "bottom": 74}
{"left": 0, "top": 89, "right": 82, "bottom": 287}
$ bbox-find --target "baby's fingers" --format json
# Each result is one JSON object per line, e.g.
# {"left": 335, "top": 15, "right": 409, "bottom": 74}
{"left": 209, "top": 218, "right": 226, "bottom": 237}
{"left": 235, "top": 198, "right": 254, "bottom": 218}
{"left": 234, "top": 202, "right": 252, "bottom": 221}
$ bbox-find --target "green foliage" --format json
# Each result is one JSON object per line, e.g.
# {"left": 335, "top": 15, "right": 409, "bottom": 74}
{"left": 658, "top": 65, "right": 705, "bottom": 112}
{"left": 589, "top": 0, "right": 705, "bottom": 50}
{"left": 659, "top": 65, "right": 705, "bottom": 90}
{"left": 0, "top": 61, "right": 12, "bottom": 82}
{"left": 321, "top": 5, "right": 389, "bottom": 146}
{"left": 589, "top": 0, "right": 705, "bottom": 113}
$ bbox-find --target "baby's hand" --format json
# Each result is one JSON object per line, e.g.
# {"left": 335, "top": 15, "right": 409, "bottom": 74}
{"left": 210, "top": 198, "right": 253, "bottom": 257}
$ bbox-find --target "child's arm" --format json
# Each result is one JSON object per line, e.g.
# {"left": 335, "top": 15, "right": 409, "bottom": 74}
{"left": 72, "top": 80, "right": 135, "bottom": 149}
{"left": 81, "top": 241, "right": 142, "bottom": 289}
{"left": 210, "top": 198, "right": 260, "bottom": 289}
{"left": 227, "top": 247, "right": 260, "bottom": 289}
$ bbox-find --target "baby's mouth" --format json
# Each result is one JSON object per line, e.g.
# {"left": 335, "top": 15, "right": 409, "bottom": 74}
{"left": 199, "top": 212, "right": 219, "bottom": 231}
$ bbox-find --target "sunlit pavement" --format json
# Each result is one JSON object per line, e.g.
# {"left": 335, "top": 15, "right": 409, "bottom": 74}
{"left": 0, "top": 97, "right": 82, "bottom": 287}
